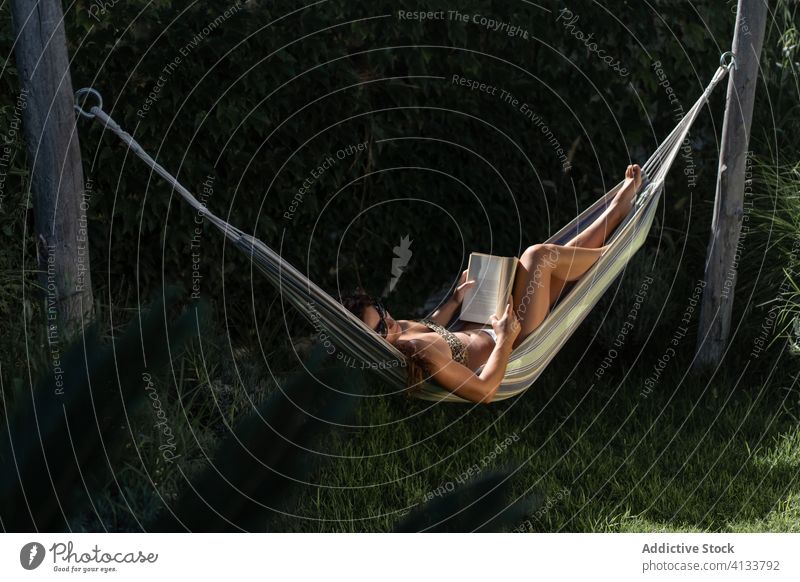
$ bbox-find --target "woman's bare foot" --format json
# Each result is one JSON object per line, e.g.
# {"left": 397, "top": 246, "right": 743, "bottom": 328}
{"left": 613, "top": 164, "right": 642, "bottom": 212}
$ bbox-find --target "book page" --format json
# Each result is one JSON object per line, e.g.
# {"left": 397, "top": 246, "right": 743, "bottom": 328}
{"left": 460, "top": 254, "right": 503, "bottom": 324}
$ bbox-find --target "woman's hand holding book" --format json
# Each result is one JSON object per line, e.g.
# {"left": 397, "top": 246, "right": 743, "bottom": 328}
{"left": 452, "top": 269, "right": 477, "bottom": 304}
{"left": 489, "top": 299, "right": 521, "bottom": 346}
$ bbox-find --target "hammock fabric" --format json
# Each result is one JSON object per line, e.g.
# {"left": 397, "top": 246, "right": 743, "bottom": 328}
{"left": 75, "top": 54, "right": 733, "bottom": 404}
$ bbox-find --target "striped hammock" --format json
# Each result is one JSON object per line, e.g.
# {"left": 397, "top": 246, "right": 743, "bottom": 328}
{"left": 75, "top": 55, "right": 733, "bottom": 404}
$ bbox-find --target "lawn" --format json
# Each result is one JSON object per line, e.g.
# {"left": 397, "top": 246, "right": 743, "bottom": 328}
{"left": 280, "top": 340, "right": 800, "bottom": 532}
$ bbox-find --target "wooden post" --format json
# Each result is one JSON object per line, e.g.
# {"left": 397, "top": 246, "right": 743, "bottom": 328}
{"left": 11, "top": 0, "right": 93, "bottom": 337}
{"left": 695, "top": 0, "right": 767, "bottom": 370}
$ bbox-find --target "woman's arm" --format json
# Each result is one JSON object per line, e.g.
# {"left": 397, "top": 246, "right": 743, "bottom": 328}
{"left": 425, "top": 336, "right": 515, "bottom": 403}
{"left": 425, "top": 302, "right": 520, "bottom": 404}
{"left": 429, "top": 270, "right": 475, "bottom": 326}
{"left": 429, "top": 296, "right": 460, "bottom": 326}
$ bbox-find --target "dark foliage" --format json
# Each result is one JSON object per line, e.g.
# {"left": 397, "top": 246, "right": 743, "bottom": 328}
{"left": 59, "top": 1, "right": 740, "bottom": 327}
{"left": 0, "top": 288, "right": 202, "bottom": 531}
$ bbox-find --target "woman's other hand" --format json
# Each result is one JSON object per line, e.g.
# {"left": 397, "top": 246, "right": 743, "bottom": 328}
{"left": 452, "top": 269, "right": 476, "bottom": 304}
{"left": 490, "top": 299, "right": 521, "bottom": 344}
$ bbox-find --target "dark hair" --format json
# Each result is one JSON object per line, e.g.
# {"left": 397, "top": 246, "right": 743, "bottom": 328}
{"left": 340, "top": 287, "right": 430, "bottom": 394}
{"left": 340, "top": 287, "right": 374, "bottom": 320}
{"left": 395, "top": 341, "right": 430, "bottom": 396}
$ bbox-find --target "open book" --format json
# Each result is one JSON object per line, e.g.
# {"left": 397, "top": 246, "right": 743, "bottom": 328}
{"left": 459, "top": 252, "right": 519, "bottom": 324}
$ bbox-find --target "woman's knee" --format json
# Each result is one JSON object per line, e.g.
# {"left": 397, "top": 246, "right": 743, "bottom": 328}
{"left": 521, "top": 243, "right": 559, "bottom": 268}
{"left": 521, "top": 243, "right": 544, "bottom": 263}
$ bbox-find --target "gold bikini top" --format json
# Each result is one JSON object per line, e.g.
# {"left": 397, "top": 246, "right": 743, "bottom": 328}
{"left": 418, "top": 318, "right": 469, "bottom": 368}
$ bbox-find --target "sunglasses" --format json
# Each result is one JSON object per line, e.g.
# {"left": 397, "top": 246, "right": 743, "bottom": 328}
{"left": 371, "top": 300, "right": 389, "bottom": 337}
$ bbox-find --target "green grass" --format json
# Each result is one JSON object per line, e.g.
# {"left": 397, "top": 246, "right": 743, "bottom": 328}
{"left": 276, "top": 345, "right": 800, "bottom": 532}
{"left": 59, "top": 310, "right": 798, "bottom": 532}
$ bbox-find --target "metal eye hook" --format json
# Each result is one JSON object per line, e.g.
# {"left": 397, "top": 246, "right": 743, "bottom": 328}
{"left": 720, "top": 51, "right": 737, "bottom": 71}
{"left": 74, "top": 87, "right": 103, "bottom": 119}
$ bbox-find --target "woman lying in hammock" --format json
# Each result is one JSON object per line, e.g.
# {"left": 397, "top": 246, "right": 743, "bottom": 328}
{"left": 342, "top": 164, "right": 643, "bottom": 404}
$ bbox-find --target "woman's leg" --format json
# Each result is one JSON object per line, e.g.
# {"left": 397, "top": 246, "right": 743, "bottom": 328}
{"left": 537, "top": 164, "right": 642, "bottom": 308}
{"left": 562, "top": 164, "right": 642, "bottom": 249}
{"left": 511, "top": 243, "right": 606, "bottom": 347}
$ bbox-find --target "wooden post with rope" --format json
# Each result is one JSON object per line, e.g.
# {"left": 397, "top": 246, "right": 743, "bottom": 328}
{"left": 11, "top": 0, "right": 94, "bottom": 337}
{"left": 695, "top": 0, "right": 767, "bottom": 370}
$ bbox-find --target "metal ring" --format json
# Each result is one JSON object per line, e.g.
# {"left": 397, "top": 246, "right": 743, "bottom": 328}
{"left": 74, "top": 87, "right": 103, "bottom": 119}
{"left": 720, "top": 51, "right": 737, "bottom": 71}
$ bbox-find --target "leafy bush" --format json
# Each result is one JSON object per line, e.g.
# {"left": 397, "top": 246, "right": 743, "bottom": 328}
{"left": 57, "top": 0, "right": 738, "bottom": 327}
